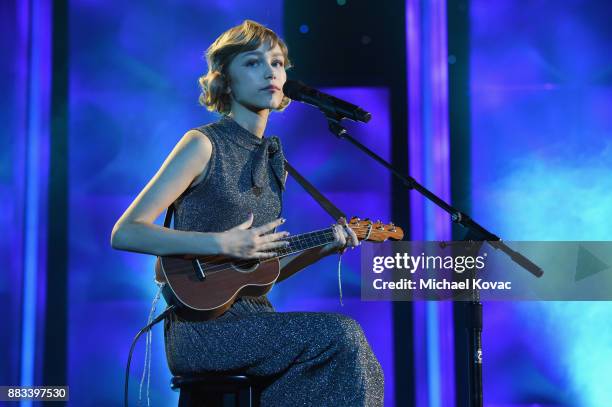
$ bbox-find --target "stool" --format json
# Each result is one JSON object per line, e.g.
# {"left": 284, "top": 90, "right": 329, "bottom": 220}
{"left": 171, "top": 374, "right": 261, "bottom": 407}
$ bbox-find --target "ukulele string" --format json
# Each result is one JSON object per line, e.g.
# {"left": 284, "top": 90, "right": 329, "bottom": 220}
{"left": 163, "top": 224, "right": 393, "bottom": 276}
{"left": 188, "top": 224, "right": 379, "bottom": 272}
{"left": 170, "top": 230, "right": 339, "bottom": 276}
{"left": 191, "top": 224, "right": 390, "bottom": 273}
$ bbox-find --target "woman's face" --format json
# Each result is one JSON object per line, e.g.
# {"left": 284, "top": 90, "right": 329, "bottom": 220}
{"left": 226, "top": 42, "right": 287, "bottom": 113}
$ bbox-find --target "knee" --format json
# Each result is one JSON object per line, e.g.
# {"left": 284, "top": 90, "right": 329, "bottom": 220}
{"left": 329, "top": 315, "right": 385, "bottom": 383}
{"left": 325, "top": 314, "right": 368, "bottom": 352}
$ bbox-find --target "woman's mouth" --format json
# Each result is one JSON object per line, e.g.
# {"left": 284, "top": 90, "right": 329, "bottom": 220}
{"left": 261, "top": 85, "right": 281, "bottom": 92}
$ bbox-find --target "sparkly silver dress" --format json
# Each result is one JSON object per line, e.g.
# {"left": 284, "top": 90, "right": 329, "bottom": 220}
{"left": 163, "top": 115, "right": 384, "bottom": 406}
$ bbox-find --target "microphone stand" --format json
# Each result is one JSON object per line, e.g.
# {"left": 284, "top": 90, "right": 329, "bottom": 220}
{"left": 323, "top": 113, "right": 543, "bottom": 407}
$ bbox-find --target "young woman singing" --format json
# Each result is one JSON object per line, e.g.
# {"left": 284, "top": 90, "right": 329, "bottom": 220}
{"left": 111, "top": 20, "right": 384, "bottom": 406}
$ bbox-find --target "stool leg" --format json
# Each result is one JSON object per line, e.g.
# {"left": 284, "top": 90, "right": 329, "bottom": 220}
{"left": 178, "top": 389, "right": 193, "bottom": 407}
{"left": 252, "top": 385, "right": 261, "bottom": 407}
{"left": 204, "top": 391, "right": 224, "bottom": 407}
{"left": 236, "top": 386, "right": 254, "bottom": 407}
{"left": 178, "top": 387, "right": 225, "bottom": 407}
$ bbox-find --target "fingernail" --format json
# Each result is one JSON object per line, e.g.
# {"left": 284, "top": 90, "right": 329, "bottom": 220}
{"left": 280, "top": 218, "right": 286, "bottom": 223}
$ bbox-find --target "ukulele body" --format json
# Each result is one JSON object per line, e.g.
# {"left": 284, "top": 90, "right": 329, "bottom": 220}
{"left": 155, "top": 255, "right": 280, "bottom": 321}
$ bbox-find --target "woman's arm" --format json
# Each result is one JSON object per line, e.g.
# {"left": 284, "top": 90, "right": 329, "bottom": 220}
{"left": 110, "top": 129, "right": 219, "bottom": 256}
{"left": 111, "top": 129, "right": 289, "bottom": 258}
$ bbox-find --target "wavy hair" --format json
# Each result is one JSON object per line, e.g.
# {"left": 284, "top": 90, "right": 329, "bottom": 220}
{"left": 198, "top": 20, "right": 292, "bottom": 115}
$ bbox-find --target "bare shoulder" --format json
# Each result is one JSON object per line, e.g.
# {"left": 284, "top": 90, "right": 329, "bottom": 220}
{"left": 181, "top": 128, "right": 213, "bottom": 160}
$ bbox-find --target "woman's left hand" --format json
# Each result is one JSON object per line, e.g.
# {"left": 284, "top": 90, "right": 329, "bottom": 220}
{"left": 322, "top": 217, "right": 360, "bottom": 255}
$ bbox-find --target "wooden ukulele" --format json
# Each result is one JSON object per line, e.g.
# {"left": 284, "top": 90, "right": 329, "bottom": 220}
{"left": 155, "top": 217, "right": 403, "bottom": 320}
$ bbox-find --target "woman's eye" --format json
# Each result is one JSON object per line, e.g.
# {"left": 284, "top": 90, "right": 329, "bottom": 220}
{"left": 245, "top": 59, "right": 284, "bottom": 67}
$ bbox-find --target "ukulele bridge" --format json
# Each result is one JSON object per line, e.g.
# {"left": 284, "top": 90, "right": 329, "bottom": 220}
{"left": 193, "top": 259, "right": 206, "bottom": 280}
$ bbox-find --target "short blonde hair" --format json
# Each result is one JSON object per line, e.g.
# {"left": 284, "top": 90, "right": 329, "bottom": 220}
{"left": 198, "top": 20, "right": 292, "bottom": 115}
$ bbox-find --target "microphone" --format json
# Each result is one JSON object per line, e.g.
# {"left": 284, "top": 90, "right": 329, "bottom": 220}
{"left": 283, "top": 79, "right": 372, "bottom": 123}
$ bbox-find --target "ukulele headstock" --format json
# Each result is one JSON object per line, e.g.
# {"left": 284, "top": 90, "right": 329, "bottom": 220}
{"left": 348, "top": 216, "right": 404, "bottom": 242}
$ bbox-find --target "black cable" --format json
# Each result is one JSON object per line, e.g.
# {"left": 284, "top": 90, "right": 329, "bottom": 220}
{"left": 124, "top": 305, "right": 177, "bottom": 407}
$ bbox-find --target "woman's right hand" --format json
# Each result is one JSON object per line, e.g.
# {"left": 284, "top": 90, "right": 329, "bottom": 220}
{"left": 216, "top": 213, "right": 290, "bottom": 259}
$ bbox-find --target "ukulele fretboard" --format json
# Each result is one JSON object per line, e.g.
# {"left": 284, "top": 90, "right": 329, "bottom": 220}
{"left": 273, "top": 227, "right": 337, "bottom": 257}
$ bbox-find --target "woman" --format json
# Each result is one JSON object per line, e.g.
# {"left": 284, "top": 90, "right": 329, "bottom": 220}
{"left": 111, "top": 20, "right": 384, "bottom": 406}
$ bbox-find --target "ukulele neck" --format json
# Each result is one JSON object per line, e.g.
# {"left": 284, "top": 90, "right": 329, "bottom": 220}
{"left": 273, "top": 227, "right": 337, "bottom": 258}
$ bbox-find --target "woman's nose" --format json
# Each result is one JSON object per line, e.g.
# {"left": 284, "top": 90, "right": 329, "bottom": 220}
{"left": 264, "top": 64, "right": 276, "bottom": 79}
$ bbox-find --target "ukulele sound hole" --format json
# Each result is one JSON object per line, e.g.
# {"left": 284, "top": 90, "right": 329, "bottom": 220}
{"left": 232, "top": 259, "right": 260, "bottom": 273}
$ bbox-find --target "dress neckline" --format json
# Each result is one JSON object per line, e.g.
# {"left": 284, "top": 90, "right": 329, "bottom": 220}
{"left": 218, "top": 115, "right": 267, "bottom": 148}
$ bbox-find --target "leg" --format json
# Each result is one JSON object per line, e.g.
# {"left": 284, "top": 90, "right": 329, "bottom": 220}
{"left": 256, "top": 313, "right": 384, "bottom": 407}
{"left": 164, "top": 311, "right": 384, "bottom": 406}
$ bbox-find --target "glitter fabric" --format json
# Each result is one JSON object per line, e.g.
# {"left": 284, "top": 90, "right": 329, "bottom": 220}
{"left": 164, "top": 115, "right": 384, "bottom": 406}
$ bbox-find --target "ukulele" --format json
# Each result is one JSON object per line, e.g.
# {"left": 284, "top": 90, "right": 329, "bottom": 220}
{"left": 155, "top": 217, "right": 403, "bottom": 320}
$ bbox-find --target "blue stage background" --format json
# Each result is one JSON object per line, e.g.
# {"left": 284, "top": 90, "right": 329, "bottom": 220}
{"left": 2, "top": 0, "right": 611, "bottom": 406}
{"left": 471, "top": 1, "right": 612, "bottom": 406}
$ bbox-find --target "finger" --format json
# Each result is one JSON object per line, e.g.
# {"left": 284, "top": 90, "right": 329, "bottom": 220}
{"left": 335, "top": 225, "right": 347, "bottom": 246}
{"left": 331, "top": 224, "right": 340, "bottom": 243}
{"left": 345, "top": 225, "right": 359, "bottom": 246}
{"left": 259, "top": 231, "right": 290, "bottom": 243}
{"left": 331, "top": 224, "right": 339, "bottom": 242}
{"left": 232, "top": 212, "right": 254, "bottom": 230}
{"left": 236, "top": 249, "right": 270, "bottom": 260}
{"left": 251, "top": 251, "right": 278, "bottom": 259}
{"left": 335, "top": 226, "right": 348, "bottom": 254}
{"left": 253, "top": 217, "right": 286, "bottom": 235}
{"left": 258, "top": 240, "right": 290, "bottom": 251}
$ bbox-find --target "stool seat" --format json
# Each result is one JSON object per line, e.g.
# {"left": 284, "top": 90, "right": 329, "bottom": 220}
{"left": 171, "top": 373, "right": 262, "bottom": 407}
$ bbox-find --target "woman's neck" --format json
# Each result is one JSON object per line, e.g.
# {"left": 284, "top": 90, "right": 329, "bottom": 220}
{"left": 228, "top": 105, "right": 270, "bottom": 138}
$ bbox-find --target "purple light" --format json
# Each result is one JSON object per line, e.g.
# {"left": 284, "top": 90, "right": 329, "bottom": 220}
{"left": 407, "top": 0, "right": 455, "bottom": 405}
{"left": 430, "top": 0, "right": 455, "bottom": 403}
{"left": 19, "top": 0, "right": 52, "bottom": 397}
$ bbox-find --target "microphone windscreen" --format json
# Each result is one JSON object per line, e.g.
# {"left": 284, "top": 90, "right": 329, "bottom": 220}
{"left": 282, "top": 80, "right": 305, "bottom": 99}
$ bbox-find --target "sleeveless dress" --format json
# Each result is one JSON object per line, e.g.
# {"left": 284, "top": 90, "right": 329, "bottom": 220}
{"left": 163, "top": 115, "right": 384, "bottom": 406}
